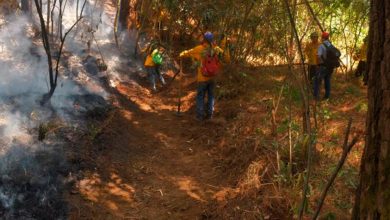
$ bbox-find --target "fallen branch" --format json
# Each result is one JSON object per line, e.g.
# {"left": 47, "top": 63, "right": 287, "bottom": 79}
{"left": 312, "top": 118, "right": 359, "bottom": 219}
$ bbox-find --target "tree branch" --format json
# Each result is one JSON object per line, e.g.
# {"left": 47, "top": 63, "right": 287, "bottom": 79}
{"left": 54, "top": 0, "right": 87, "bottom": 84}
{"left": 302, "top": 0, "right": 324, "bottom": 32}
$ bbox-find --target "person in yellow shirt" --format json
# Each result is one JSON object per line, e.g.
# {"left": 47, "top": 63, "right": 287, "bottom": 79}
{"left": 143, "top": 44, "right": 165, "bottom": 91}
{"left": 355, "top": 37, "right": 368, "bottom": 84}
{"left": 305, "top": 32, "right": 320, "bottom": 82}
{"left": 179, "top": 31, "right": 223, "bottom": 121}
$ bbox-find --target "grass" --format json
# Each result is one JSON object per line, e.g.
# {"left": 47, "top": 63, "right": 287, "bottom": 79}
{"left": 38, "top": 120, "right": 63, "bottom": 141}
{"left": 210, "top": 66, "right": 366, "bottom": 219}
{"left": 355, "top": 101, "right": 368, "bottom": 113}
{"left": 345, "top": 85, "right": 361, "bottom": 97}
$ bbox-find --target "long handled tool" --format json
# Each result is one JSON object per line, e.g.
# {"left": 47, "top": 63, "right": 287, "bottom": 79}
{"left": 176, "top": 59, "right": 183, "bottom": 116}
{"left": 155, "top": 60, "right": 180, "bottom": 93}
{"left": 92, "top": 32, "right": 108, "bottom": 72}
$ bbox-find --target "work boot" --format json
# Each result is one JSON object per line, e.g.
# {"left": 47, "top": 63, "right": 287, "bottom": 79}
{"left": 322, "top": 96, "right": 330, "bottom": 102}
{"left": 196, "top": 115, "right": 204, "bottom": 121}
{"left": 205, "top": 113, "right": 212, "bottom": 120}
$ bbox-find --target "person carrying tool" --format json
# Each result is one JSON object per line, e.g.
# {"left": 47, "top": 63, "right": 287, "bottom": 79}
{"left": 143, "top": 44, "right": 166, "bottom": 91}
{"left": 305, "top": 32, "right": 320, "bottom": 82}
{"left": 179, "top": 31, "right": 223, "bottom": 121}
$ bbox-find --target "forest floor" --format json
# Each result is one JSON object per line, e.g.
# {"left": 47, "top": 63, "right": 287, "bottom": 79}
{"left": 0, "top": 1, "right": 368, "bottom": 219}
{"left": 66, "top": 60, "right": 367, "bottom": 219}
{"left": 64, "top": 1, "right": 367, "bottom": 218}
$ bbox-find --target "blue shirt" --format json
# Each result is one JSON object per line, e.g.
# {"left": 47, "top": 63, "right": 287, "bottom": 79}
{"left": 318, "top": 40, "right": 332, "bottom": 64}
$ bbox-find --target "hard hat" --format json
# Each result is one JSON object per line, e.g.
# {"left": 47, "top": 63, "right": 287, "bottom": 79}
{"left": 310, "top": 32, "right": 318, "bottom": 38}
{"left": 204, "top": 31, "right": 214, "bottom": 42}
{"left": 322, "top": 32, "right": 330, "bottom": 39}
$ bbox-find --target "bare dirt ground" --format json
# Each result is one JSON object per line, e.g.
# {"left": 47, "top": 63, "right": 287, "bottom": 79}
{"left": 67, "top": 69, "right": 232, "bottom": 219}
{"left": 66, "top": 61, "right": 368, "bottom": 219}
{"left": 66, "top": 3, "right": 232, "bottom": 218}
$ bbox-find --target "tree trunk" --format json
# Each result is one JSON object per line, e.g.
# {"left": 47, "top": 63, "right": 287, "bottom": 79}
{"left": 353, "top": 0, "right": 390, "bottom": 218}
{"left": 119, "top": 0, "right": 130, "bottom": 30}
{"left": 21, "top": 0, "right": 30, "bottom": 12}
{"left": 47, "top": 0, "right": 51, "bottom": 30}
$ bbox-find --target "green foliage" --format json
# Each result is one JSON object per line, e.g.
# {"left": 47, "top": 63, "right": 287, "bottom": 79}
{"left": 335, "top": 199, "right": 353, "bottom": 210}
{"left": 139, "top": 0, "right": 369, "bottom": 65}
{"left": 216, "top": 71, "right": 254, "bottom": 100}
{"left": 87, "top": 124, "right": 102, "bottom": 141}
{"left": 329, "top": 131, "right": 339, "bottom": 144}
{"left": 283, "top": 86, "right": 301, "bottom": 103}
{"left": 355, "top": 101, "right": 368, "bottom": 112}
{"left": 337, "top": 166, "right": 359, "bottom": 190}
{"left": 38, "top": 121, "right": 61, "bottom": 141}
{"left": 322, "top": 108, "right": 332, "bottom": 120}
{"left": 277, "top": 118, "right": 300, "bottom": 134}
{"left": 274, "top": 159, "right": 300, "bottom": 188}
{"left": 345, "top": 85, "right": 361, "bottom": 97}
{"left": 321, "top": 212, "right": 337, "bottom": 220}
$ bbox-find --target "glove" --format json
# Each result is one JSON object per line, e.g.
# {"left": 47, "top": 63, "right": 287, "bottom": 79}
{"left": 179, "top": 51, "right": 187, "bottom": 58}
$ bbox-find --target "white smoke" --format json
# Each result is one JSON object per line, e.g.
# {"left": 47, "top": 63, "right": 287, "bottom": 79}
{"left": 0, "top": 0, "right": 129, "bottom": 218}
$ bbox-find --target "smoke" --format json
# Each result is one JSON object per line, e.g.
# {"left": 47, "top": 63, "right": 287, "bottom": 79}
{"left": 0, "top": 0, "right": 128, "bottom": 218}
{"left": 0, "top": 145, "right": 69, "bottom": 219}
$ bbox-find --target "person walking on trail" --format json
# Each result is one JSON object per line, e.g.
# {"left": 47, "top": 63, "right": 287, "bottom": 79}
{"left": 314, "top": 32, "right": 341, "bottom": 101}
{"left": 305, "top": 32, "right": 320, "bottom": 82}
{"left": 179, "top": 31, "right": 223, "bottom": 121}
{"left": 354, "top": 37, "right": 368, "bottom": 85}
{"left": 144, "top": 45, "right": 166, "bottom": 91}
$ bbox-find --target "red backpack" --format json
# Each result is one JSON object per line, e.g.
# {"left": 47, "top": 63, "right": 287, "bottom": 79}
{"left": 201, "top": 48, "right": 220, "bottom": 77}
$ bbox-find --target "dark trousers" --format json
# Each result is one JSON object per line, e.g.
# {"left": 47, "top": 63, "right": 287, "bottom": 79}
{"left": 146, "top": 66, "right": 165, "bottom": 89}
{"left": 314, "top": 65, "right": 333, "bottom": 100}
{"left": 196, "top": 80, "right": 215, "bottom": 119}
{"left": 308, "top": 65, "right": 317, "bottom": 82}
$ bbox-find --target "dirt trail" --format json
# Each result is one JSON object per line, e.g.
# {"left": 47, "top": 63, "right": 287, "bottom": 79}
{"left": 65, "top": 2, "right": 230, "bottom": 218}
{"left": 68, "top": 71, "right": 229, "bottom": 219}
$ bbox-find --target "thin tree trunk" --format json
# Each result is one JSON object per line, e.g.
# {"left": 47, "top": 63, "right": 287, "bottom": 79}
{"left": 21, "top": 0, "right": 30, "bottom": 13}
{"left": 34, "top": 0, "right": 86, "bottom": 105}
{"left": 302, "top": 0, "right": 324, "bottom": 32}
{"left": 114, "top": 0, "right": 121, "bottom": 48}
{"left": 34, "top": 0, "right": 55, "bottom": 104}
{"left": 47, "top": 0, "right": 51, "bottom": 30}
{"left": 233, "top": 1, "right": 254, "bottom": 62}
{"left": 119, "top": 0, "right": 131, "bottom": 30}
{"left": 283, "top": 0, "right": 315, "bottom": 219}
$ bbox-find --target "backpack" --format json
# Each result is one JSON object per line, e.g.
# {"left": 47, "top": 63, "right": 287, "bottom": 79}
{"left": 201, "top": 48, "right": 220, "bottom": 77}
{"left": 323, "top": 43, "right": 341, "bottom": 69}
{"left": 152, "top": 50, "right": 163, "bottom": 65}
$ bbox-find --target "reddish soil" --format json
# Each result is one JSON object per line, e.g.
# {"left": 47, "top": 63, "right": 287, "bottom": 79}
{"left": 67, "top": 62, "right": 367, "bottom": 219}
{"left": 67, "top": 73, "right": 231, "bottom": 219}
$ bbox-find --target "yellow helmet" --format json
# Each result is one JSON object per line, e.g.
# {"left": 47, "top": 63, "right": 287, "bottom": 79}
{"left": 310, "top": 32, "right": 319, "bottom": 38}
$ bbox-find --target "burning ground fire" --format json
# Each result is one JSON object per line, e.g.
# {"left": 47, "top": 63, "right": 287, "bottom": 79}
{"left": 0, "top": 1, "right": 136, "bottom": 218}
